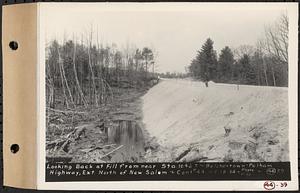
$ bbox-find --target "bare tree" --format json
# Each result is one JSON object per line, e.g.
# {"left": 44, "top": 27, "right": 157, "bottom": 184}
{"left": 87, "top": 29, "right": 98, "bottom": 106}
{"left": 264, "top": 13, "right": 288, "bottom": 65}
{"left": 255, "top": 40, "right": 269, "bottom": 86}
{"left": 263, "top": 13, "right": 289, "bottom": 86}
{"left": 72, "top": 36, "right": 88, "bottom": 107}
{"left": 233, "top": 45, "right": 255, "bottom": 60}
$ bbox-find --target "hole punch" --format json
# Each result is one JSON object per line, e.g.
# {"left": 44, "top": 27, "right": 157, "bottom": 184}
{"left": 9, "top": 41, "right": 18, "bottom": 50}
{"left": 10, "top": 144, "right": 19, "bottom": 154}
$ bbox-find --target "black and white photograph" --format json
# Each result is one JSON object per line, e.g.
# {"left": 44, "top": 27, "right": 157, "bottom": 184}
{"left": 42, "top": 3, "right": 297, "bottom": 186}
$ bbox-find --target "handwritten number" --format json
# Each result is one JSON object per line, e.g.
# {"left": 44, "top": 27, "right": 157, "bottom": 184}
{"left": 280, "top": 182, "right": 287, "bottom": 187}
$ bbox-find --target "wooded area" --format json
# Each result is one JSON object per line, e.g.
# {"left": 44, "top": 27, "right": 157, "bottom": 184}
{"left": 188, "top": 14, "right": 288, "bottom": 87}
{"left": 45, "top": 32, "right": 160, "bottom": 162}
{"left": 46, "top": 34, "right": 158, "bottom": 109}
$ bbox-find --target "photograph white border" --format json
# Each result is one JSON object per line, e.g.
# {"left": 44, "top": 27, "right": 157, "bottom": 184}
{"left": 37, "top": 2, "right": 298, "bottom": 191}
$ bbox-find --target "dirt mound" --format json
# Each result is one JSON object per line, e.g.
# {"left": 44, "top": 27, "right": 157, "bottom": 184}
{"left": 142, "top": 79, "right": 288, "bottom": 162}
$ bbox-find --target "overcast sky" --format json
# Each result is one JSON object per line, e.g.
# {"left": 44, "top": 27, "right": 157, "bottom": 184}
{"left": 42, "top": 3, "right": 291, "bottom": 73}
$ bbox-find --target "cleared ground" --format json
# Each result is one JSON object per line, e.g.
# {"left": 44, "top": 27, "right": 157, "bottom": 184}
{"left": 142, "top": 79, "right": 289, "bottom": 162}
{"left": 46, "top": 79, "right": 289, "bottom": 163}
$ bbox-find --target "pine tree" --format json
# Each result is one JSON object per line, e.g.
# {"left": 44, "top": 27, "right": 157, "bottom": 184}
{"left": 238, "top": 54, "right": 257, "bottom": 85}
{"left": 190, "top": 38, "right": 218, "bottom": 81}
{"left": 142, "top": 47, "right": 154, "bottom": 75}
{"left": 217, "top": 46, "right": 234, "bottom": 82}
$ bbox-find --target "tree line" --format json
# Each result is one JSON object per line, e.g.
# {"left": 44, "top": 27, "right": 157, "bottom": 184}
{"left": 46, "top": 36, "right": 157, "bottom": 109}
{"left": 188, "top": 14, "right": 288, "bottom": 87}
{"left": 158, "top": 72, "right": 189, "bottom": 79}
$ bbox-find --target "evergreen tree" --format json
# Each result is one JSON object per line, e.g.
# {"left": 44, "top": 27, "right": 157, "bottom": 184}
{"left": 217, "top": 46, "right": 234, "bottom": 82}
{"left": 142, "top": 47, "right": 154, "bottom": 74}
{"left": 189, "top": 38, "right": 218, "bottom": 81}
{"left": 238, "top": 54, "right": 257, "bottom": 85}
{"left": 189, "top": 59, "right": 200, "bottom": 78}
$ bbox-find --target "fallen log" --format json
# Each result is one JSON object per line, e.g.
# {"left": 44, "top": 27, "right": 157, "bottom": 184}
{"left": 47, "top": 107, "right": 87, "bottom": 114}
{"left": 80, "top": 144, "right": 117, "bottom": 153}
{"left": 46, "top": 126, "right": 87, "bottom": 153}
{"left": 60, "top": 139, "right": 72, "bottom": 152}
{"left": 175, "top": 147, "right": 192, "bottom": 162}
{"left": 100, "top": 145, "right": 124, "bottom": 159}
{"left": 46, "top": 136, "right": 69, "bottom": 149}
{"left": 73, "top": 127, "right": 86, "bottom": 140}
